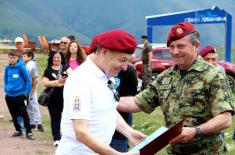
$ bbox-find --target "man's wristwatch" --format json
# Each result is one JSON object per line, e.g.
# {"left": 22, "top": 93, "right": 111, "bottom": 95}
{"left": 195, "top": 127, "right": 203, "bottom": 139}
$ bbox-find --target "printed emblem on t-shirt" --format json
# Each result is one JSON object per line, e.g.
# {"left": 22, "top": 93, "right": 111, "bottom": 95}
{"left": 73, "top": 95, "right": 81, "bottom": 111}
{"left": 52, "top": 73, "right": 57, "bottom": 79}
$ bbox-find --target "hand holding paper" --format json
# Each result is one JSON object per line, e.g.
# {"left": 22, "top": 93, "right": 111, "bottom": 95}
{"left": 169, "top": 126, "right": 196, "bottom": 144}
{"left": 127, "top": 128, "right": 146, "bottom": 146}
{"left": 129, "top": 119, "right": 184, "bottom": 155}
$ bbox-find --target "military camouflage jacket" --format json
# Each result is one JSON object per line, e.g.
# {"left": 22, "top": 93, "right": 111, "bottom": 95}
{"left": 142, "top": 42, "right": 152, "bottom": 65}
{"left": 135, "top": 56, "right": 234, "bottom": 154}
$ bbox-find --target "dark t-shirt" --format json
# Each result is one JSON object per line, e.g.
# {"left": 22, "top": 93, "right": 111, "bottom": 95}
{"left": 112, "top": 65, "right": 138, "bottom": 139}
{"left": 42, "top": 65, "right": 69, "bottom": 105}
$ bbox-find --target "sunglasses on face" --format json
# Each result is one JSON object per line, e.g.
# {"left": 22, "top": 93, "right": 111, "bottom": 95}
{"left": 60, "top": 41, "right": 68, "bottom": 45}
{"left": 107, "top": 80, "right": 120, "bottom": 102}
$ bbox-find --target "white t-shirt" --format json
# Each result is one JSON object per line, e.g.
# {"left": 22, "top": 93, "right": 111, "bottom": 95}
{"left": 25, "top": 60, "right": 38, "bottom": 79}
{"left": 56, "top": 56, "right": 117, "bottom": 155}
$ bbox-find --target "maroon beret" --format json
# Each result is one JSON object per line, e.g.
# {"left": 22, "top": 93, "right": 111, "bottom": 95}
{"left": 89, "top": 29, "right": 137, "bottom": 54}
{"left": 89, "top": 34, "right": 101, "bottom": 54}
{"left": 167, "top": 22, "right": 196, "bottom": 46}
{"left": 198, "top": 45, "right": 216, "bottom": 57}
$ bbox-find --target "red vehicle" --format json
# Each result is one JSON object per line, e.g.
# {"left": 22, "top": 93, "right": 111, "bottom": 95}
{"left": 217, "top": 61, "right": 235, "bottom": 90}
{"left": 133, "top": 43, "right": 174, "bottom": 78}
{"left": 133, "top": 43, "right": 235, "bottom": 91}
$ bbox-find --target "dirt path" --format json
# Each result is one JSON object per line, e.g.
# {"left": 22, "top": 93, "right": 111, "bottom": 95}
{"left": 0, "top": 53, "right": 55, "bottom": 155}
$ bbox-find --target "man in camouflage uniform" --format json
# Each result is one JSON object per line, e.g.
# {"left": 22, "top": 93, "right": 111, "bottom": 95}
{"left": 141, "top": 35, "right": 152, "bottom": 90}
{"left": 198, "top": 45, "right": 226, "bottom": 76}
{"left": 118, "top": 22, "right": 234, "bottom": 154}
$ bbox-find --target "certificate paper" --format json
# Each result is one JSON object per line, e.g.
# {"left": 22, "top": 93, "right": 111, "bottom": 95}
{"left": 129, "top": 119, "right": 184, "bottom": 155}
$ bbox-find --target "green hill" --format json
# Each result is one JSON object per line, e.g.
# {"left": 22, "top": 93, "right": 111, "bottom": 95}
{"left": 0, "top": 0, "right": 234, "bottom": 46}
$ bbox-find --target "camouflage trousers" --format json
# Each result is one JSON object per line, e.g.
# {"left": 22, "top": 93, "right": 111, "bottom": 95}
{"left": 141, "top": 64, "right": 152, "bottom": 90}
{"left": 167, "top": 134, "right": 227, "bottom": 155}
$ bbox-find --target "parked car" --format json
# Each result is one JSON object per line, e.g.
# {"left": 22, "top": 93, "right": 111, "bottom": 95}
{"left": 133, "top": 43, "right": 173, "bottom": 78}
{"left": 217, "top": 61, "right": 235, "bottom": 91}
{"left": 133, "top": 43, "right": 235, "bottom": 91}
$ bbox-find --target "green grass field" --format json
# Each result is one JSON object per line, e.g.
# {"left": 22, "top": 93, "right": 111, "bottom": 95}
{"left": 34, "top": 53, "right": 235, "bottom": 154}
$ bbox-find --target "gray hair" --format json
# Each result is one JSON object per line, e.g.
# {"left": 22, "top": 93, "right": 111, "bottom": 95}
{"left": 187, "top": 31, "right": 200, "bottom": 45}
{"left": 94, "top": 46, "right": 102, "bottom": 54}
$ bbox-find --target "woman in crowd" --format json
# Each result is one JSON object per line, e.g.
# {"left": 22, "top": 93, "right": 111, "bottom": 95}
{"left": 65, "top": 41, "right": 87, "bottom": 70}
{"left": 42, "top": 51, "right": 71, "bottom": 146}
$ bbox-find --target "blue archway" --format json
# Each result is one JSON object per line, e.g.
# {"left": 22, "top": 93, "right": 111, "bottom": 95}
{"left": 146, "top": 6, "right": 232, "bottom": 62}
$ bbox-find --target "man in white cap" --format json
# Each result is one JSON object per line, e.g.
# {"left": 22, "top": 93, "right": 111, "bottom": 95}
{"left": 14, "top": 37, "right": 43, "bottom": 131}
{"left": 14, "top": 37, "right": 25, "bottom": 56}
{"left": 10, "top": 37, "right": 26, "bottom": 130}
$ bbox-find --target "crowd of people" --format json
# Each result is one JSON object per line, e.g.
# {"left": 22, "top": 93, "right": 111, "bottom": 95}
{"left": 2, "top": 21, "right": 235, "bottom": 155}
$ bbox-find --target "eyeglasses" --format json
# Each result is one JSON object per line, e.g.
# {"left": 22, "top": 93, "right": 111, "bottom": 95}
{"left": 107, "top": 80, "right": 120, "bottom": 101}
{"left": 204, "top": 58, "right": 216, "bottom": 61}
{"left": 60, "top": 41, "right": 68, "bottom": 45}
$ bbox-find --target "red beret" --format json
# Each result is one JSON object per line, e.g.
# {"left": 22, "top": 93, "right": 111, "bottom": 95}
{"left": 167, "top": 22, "right": 196, "bottom": 46}
{"left": 89, "top": 29, "right": 137, "bottom": 54}
{"left": 89, "top": 34, "right": 101, "bottom": 54}
{"left": 198, "top": 46, "right": 216, "bottom": 57}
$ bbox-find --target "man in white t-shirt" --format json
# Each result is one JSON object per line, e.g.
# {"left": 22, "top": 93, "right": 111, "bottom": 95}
{"left": 56, "top": 30, "right": 145, "bottom": 155}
